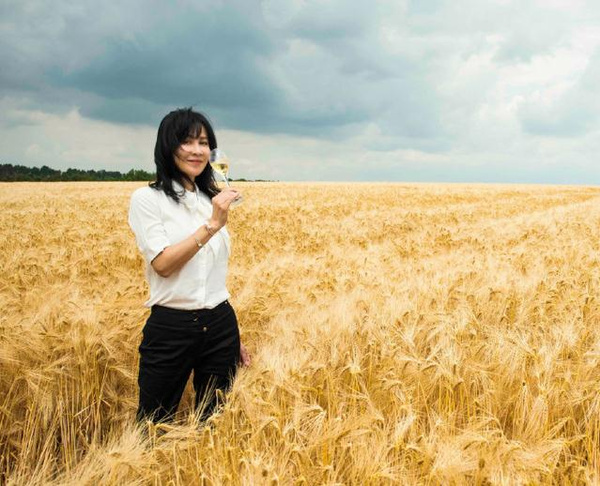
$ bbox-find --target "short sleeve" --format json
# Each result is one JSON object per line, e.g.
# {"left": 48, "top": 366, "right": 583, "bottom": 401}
{"left": 128, "top": 188, "right": 171, "bottom": 264}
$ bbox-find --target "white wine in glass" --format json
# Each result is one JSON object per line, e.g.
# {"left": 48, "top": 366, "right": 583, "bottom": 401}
{"left": 210, "top": 148, "right": 243, "bottom": 206}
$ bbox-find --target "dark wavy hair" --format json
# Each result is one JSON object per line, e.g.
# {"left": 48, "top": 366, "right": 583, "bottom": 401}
{"left": 149, "top": 107, "right": 220, "bottom": 202}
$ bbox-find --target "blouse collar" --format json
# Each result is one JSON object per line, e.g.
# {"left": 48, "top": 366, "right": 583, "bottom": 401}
{"left": 172, "top": 180, "right": 199, "bottom": 210}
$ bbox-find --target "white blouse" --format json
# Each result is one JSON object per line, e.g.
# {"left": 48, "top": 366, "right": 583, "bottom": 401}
{"left": 128, "top": 181, "right": 231, "bottom": 310}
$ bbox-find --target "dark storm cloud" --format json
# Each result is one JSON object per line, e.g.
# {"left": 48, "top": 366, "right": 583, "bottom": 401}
{"left": 49, "top": 5, "right": 285, "bottom": 127}
{"left": 1, "top": 0, "right": 443, "bottom": 146}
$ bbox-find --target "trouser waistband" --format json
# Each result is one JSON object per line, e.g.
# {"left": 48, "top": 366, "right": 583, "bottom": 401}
{"left": 151, "top": 300, "right": 229, "bottom": 315}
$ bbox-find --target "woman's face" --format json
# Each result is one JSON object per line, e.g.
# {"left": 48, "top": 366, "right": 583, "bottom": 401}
{"left": 174, "top": 125, "right": 210, "bottom": 186}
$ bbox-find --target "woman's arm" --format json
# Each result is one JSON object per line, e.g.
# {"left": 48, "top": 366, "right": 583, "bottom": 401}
{"left": 151, "top": 187, "right": 240, "bottom": 278}
{"left": 151, "top": 223, "right": 214, "bottom": 278}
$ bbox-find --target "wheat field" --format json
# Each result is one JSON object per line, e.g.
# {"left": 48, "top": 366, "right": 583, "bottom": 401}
{"left": 2, "top": 181, "right": 600, "bottom": 485}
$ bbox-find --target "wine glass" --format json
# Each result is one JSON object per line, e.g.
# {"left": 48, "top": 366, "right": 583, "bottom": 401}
{"left": 210, "top": 148, "right": 243, "bottom": 206}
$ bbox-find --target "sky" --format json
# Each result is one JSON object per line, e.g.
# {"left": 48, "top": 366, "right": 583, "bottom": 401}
{"left": 1, "top": 0, "right": 600, "bottom": 183}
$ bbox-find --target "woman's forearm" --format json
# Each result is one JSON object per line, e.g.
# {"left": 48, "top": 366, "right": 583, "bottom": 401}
{"left": 151, "top": 222, "right": 217, "bottom": 278}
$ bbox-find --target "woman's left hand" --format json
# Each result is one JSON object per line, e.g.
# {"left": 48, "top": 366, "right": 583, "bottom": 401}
{"left": 240, "top": 343, "right": 251, "bottom": 367}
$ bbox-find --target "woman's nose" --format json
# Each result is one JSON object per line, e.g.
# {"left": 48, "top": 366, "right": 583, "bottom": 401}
{"left": 189, "top": 141, "right": 203, "bottom": 154}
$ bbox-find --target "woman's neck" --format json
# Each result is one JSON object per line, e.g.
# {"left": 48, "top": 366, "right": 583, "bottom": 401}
{"left": 182, "top": 179, "right": 195, "bottom": 191}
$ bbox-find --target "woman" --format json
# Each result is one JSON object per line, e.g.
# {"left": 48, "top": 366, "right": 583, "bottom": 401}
{"left": 128, "top": 107, "right": 251, "bottom": 423}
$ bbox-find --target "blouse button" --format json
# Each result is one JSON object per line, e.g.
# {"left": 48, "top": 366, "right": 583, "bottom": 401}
{"left": 202, "top": 326, "right": 208, "bottom": 332}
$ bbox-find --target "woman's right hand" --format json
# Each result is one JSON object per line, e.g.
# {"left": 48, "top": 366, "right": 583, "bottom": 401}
{"left": 209, "top": 187, "right": 241, "bottom": 230}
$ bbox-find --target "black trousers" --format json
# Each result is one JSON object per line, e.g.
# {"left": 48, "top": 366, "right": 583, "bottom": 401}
{"left": 136, "top": 300, "right": 240, "bottom": 423}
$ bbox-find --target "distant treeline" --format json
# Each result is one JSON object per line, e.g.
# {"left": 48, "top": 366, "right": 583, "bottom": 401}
{"left": 0, "top": 163, "right": 271, "bottom": 182}
{"left": 0, "top": 164, "right": 155, "bottom": 182}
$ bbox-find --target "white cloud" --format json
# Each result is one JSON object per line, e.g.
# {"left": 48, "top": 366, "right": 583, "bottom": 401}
{"left": 0, "top": 105, "right": 154, "bottom": 170}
